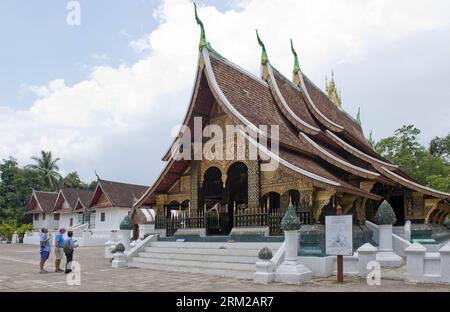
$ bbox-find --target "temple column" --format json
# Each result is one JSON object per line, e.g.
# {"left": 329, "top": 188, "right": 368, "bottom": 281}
{"left": 155, "top": 194, "right": 167, "bottom": 217}
{"left": 424, "top": 198, "right": 441, "bottom": 224}
{"left": 190, "top": 160, "right": 200, "bottom": 217}
{"left": 247, "top": 160, "right": 260, "bottom": 211}
{"left": 313, "top": 190, "right": 335, "bottom": 223}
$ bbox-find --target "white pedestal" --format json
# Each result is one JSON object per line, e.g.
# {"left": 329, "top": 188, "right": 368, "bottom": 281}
{"left": 274, "top": 231, "right": 313, "bottom": 285}
{"left": 112, "top": 252, "right": 127, "bottom": 268}
{"left": 254, "top": 260, "right": 274, "bottom": 284}
{"left": 405, "top": 243, "right": 426, "bottom": 282}
{"left": 120, "top": 230, "right": 131, "bottom": 251}
{"left": 357, "top": 243, "right": 377, "bottom": 277}
{"left": 376, "top": 225, "right": 403, "bottom": 267}
{"left": 439, "top": 242, "right": 450, "bottom": 283}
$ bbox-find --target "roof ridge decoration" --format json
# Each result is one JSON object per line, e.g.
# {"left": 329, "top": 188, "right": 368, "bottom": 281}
{"left": 356, "top": 107, "right": 361, "bottom": 126}
{"left": 325, "top": 71, "right": 343, "bottom": 109}
{"left": 194, "top": 3, "right": 221, "bottom": 57}
{"left": 290, "top": 39, "right": 301, "bottom": 86}
{"left": 256, "top": 30, "right": 269, "bottom": 65}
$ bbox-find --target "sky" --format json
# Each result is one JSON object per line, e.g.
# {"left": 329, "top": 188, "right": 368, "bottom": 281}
{"left": 0, "top": 0, "right": 449, "bottom": 186}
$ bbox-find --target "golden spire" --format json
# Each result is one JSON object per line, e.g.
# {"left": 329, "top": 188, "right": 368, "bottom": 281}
{"left": 325, "top": 71, "right": 342, "bottom": 109}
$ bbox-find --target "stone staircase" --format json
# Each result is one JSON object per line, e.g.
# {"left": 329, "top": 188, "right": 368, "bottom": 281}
{"left": 128, "top": 241, "right": 282, "bottom": 279}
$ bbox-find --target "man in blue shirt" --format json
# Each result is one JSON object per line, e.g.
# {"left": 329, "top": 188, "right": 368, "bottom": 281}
{"left": 54, "top": 228, "right": 66, "bottom": 273}
{"left": 39, "top": 228, "right": 51, "bottom": 274}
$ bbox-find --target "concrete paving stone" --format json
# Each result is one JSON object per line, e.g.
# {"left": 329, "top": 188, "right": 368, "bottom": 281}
{"left": 1, "top": 244, "right": 450, "bottom": 292}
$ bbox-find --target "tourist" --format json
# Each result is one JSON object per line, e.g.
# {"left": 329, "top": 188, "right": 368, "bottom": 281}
{"left": 54, "top": 228, "right": 66, "bottom": 273}
{"left": 63, "top": 230, "right": 78, "bottom": 274}
{"left": 39, "top": 228, "right": 51, "bottom": 274}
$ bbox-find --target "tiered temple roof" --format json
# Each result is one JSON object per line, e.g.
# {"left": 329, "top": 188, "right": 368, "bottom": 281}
{"left": 134, "top": 6, "right": 450, "bottom": 208}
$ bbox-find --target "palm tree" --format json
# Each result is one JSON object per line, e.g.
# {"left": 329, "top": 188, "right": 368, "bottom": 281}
{"left": 27, "top": 151, "right": 62, "bottom": 191}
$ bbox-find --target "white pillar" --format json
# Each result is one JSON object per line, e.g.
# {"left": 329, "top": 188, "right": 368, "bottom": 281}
{"left": 379, "top": 225, "right": 393, "bottom": 251}
{"left": 274, "top": 230, "right": 313, "bottom": 284}
{"left": 357, "top": 243, "right": 377, "bottom": 277}
{"left": 405, "top": 243, "right": 426, "bottom": 282}
{"left": 439, "top": 242, "right": 450, "bottom": 283}
{"left": 376, "top": 224, "right": 403, "bottom": 267}
{"left": 120, "top": 229, "right": 131, "bottom": 251}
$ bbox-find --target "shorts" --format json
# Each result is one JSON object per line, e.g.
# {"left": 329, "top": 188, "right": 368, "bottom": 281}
{"left": 55, "top": 248, "right": 62, "bottom": 260}
{"left": 40, "top": 251, "right": 50, "bottom": 261}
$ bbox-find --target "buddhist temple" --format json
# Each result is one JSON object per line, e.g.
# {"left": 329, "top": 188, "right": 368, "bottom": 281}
{"left": 133, "top": 4, "right": 450, "bottom": 238}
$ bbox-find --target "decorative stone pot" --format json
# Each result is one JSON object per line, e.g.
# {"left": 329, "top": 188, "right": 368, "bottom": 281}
{"left": 254, "top": 247, "right": 274, "bottom": 284}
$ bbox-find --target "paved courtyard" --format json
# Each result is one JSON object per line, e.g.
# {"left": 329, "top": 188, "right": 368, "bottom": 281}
{"left": 0, "top": 244, "right": 449, "bottom": 292}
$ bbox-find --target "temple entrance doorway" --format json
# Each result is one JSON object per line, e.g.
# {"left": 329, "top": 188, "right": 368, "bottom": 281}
{"left": 202, "top": 167, "right": 225, "bottom": 235}
{"left": 224, "top": 162, "right": 248, "bottom": 235}
{"left": 389, "top": 195, "right": 405, "bottom": 226}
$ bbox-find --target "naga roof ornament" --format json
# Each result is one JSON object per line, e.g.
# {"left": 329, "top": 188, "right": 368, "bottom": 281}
{"left": 356, "top": 107, "right": 361, "bottom": 126}
{"left": 256, "top": 30, "right": 269, "bottom": 65}
{"left": 194, "top": 3, "right": 215, "bottom": 53}
{"left": 290, "top": 39, "right": 300, "bottom": 76}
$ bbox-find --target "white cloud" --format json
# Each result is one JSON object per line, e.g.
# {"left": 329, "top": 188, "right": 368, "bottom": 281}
{"left": 1, "top": 0, "right": 450, "bottom": 184}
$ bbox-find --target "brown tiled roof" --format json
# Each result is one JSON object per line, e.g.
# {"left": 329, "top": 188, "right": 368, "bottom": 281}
{"left": 209, "top": 55, "right": 308, "bottom": 150}
{"left": 278, "top": 148, "right": 382, "bottom": 200}
{"left": 272, "top": 68, "right": 322, "bottom": 130}
{"left": 78, "top": 189, "right": 94, "bottom": 208}
{"left": 301, "top": 75, "right": 375, "bottom": 153}
{"left": 26, "top": 191, "right": 58, "bottom": 214}
{"left": 92, "top": 180, "right": 149, "bottom": 209}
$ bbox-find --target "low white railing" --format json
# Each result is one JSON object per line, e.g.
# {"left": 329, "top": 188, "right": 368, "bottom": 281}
{"left": 270, "top": 241, "right": 286, "bottom": 269}
{"left": 405, "top": 242, "right": 450, "bottom": 284}
{"left": 126, "top": 234, "right": 157, "bottom": 258}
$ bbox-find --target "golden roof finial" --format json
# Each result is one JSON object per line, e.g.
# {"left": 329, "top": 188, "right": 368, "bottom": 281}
{"left": 325, "top": 70, "right": 342, "bottom": 109}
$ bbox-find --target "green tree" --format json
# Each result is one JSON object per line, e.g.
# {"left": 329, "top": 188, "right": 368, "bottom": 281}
{"left": 376, "top": 125, "right": 450, "bottom": 192}
{"left": 60, "top": 171, "right": 85, "bottom": 189}
{"left": 26, "top": 151, "right": 62, "bottom": 191}
{"left": 429, "top": 133, "right": 450, "bottom": 162}
{"left": 0, "top": 158, "right": 45, "bottom": 224}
